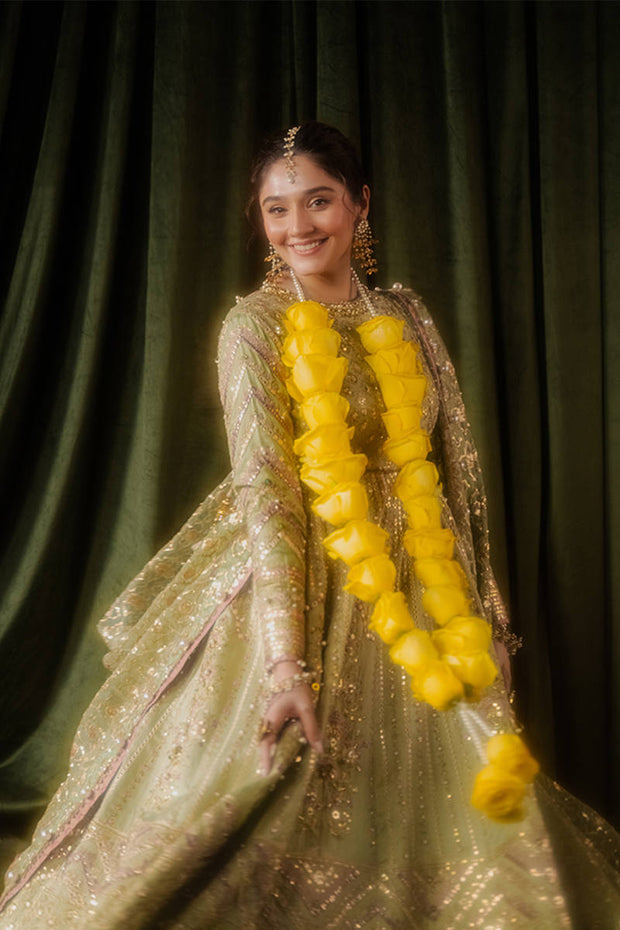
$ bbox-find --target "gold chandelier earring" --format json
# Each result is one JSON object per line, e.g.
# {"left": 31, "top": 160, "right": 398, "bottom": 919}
{"left": 264, "top": 242, "right": 287, "bottom": 284}
{"left": 352, "top": 218, "right": 378, "bottom": 276}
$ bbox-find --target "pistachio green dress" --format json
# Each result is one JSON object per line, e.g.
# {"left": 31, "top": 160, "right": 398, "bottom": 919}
{"left": 0, "top": 287, "right": 618, "bottom": 929}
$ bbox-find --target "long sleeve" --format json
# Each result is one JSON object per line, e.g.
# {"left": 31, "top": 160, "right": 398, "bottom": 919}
{"left": 217, "top": 299, "right": 307, "bottom": 669}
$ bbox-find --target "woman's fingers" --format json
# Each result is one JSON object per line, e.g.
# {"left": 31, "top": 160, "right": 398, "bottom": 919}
{"left": 258, "top": 685, "right": 323, "bottom": 775}
{"left": 298, "top": 703, "right": 323, "bottom": 754}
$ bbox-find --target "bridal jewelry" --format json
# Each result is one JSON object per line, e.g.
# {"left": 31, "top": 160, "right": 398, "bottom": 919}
{"left": 352, "top": 217, "right": 378, "bottom": 275}
{"left": 264, "top": 242, "right": 287, "bottom": 285}
{"left": 283, "top": 125, "right": 300, "bottom": 182}
{"left": 288, "top": 266, "right": 375, "bottom": 317}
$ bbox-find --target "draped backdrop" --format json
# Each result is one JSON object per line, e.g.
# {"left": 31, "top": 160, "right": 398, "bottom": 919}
{"left": 1, "top": 0, "right": 619, "bottom": 871}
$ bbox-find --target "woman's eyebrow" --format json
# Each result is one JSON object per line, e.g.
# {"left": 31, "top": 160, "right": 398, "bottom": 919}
{"left": 261, "top": 185, "right": 337, "bottom": 206}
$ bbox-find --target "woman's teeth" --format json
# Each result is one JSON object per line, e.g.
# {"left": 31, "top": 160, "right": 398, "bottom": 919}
{"left": 291, "top": 240, "right": 323, "bottom": 253}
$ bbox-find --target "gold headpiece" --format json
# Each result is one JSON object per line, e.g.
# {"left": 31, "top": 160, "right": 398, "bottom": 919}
{"left": 283, "top": 125, "right": 300, "bottom": 182}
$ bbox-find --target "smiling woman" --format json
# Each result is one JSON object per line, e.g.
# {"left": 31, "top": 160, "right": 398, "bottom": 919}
{"left": 1, "top": 122, "right": 619, "bottom": 929}
{"left": 260, "top": 156, "right": 369, "bottom": 303}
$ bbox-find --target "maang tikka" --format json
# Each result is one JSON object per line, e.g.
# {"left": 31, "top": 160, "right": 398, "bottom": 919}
{"left": 283, "top": 125, "right": 300, "bottom": 182}
{"left": 352, "top": 217, "right": 378, "bottom": 275}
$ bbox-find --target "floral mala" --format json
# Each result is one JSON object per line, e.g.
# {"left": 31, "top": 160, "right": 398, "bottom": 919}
{"left": 281, "top": 300, "right": 539, "bottom": 821}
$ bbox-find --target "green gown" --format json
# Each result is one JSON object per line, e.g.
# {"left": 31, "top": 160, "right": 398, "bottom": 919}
{"left": 0, "top": 287, "right": 619, "bottom": 928}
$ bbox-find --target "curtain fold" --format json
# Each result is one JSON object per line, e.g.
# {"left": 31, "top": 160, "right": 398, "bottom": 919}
{"left": 1, "top": 0, "right": 618, "bottom": 868}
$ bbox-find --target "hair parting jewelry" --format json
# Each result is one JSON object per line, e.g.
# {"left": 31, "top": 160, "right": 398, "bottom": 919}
{"left": 283, "top": 125, "right": 301, "bottom": 182}
{"left": 352, "top": 217, "right": 378, "bottom": 275}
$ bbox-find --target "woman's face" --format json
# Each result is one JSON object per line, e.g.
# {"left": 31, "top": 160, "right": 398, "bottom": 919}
{"left": 259, "top": 154, "right": 369, "bottom": 285}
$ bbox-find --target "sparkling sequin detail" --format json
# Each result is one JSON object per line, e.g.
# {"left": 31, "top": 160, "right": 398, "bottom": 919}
{"left": 2, "top": 288, "right": 617, "bottom": 928}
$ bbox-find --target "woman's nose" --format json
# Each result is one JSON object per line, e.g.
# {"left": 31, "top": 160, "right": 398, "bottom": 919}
{"left": 289, "top": 206, "right": 314, "bottom": 237}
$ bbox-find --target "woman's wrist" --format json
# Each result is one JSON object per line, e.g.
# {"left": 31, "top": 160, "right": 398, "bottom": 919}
{"left": 270, "top": 658, "right": 306, "bottom": 683}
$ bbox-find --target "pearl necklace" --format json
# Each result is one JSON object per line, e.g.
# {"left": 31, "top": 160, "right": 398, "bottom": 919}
{"left": 288, "top": 267, "right": 376, "bottom": 317}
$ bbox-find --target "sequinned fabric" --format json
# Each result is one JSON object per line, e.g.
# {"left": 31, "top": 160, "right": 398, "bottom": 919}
{"left": 1, "top": 288, "right": 619, "bottom": 929}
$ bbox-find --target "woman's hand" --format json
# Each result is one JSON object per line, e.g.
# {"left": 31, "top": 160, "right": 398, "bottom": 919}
{"left": 259, "top": 660, "right": 323, "bottom": 776}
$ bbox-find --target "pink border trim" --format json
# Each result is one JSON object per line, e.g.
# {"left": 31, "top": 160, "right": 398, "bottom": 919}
{"left": 1, "top": 567, "right": 252, "bottom": 907}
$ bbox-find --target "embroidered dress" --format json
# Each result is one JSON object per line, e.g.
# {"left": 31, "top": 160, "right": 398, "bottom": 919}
{"left": 0, "top": 288, "right": 618, "bottom": 928}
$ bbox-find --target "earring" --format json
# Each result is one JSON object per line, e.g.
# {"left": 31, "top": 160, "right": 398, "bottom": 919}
{"left": 352, "top": 218, "right": 378, "bottom": 275}
{"left": 264, "top": 243, "right": 287, "bottom": 284}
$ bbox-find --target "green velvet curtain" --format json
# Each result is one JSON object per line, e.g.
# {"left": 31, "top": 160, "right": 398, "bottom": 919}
{"left": 1, "top": 0, "right": 619, "bottom": 869}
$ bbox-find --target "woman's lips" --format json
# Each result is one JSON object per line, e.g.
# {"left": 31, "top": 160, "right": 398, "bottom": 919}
{"left": 288, "top": 238, "right": 327, "bottom": 256}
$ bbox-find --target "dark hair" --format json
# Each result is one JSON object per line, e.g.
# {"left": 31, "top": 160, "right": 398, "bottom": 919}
{"left": 246, "top": 121, "right": 367, "bottom": 231}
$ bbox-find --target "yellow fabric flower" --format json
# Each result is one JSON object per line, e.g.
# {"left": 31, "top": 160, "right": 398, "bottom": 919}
{"left": 291, "top": 355, "right": 348, "bottom": 398}
{"left": 432, "top": 616, "right": 492, "bottom": 656}
{"left": 285, "top": 300, "right": 333, "bottom": 332}
{"left": 410, "top": 659, "right": 465, "bottom": 710}
{"left": 300, "top": 454, "right": 368, "bottom": 495}
{"left": 413, "top": 557, "right": 467, "bottom": 589}
{"left": 311, "top": 481, "right": 368, "bottom": 525}
{"left": 443, "top": 651, "right": 497, "bottom": 690}
{"left": 281, "top": 328, "right": 341, "bottom": 367}
{"left": 422, "top": 585, "right": 472, "bottom": 626}
{"left": 381, "top": 404, "right": 423, "bottom": 440}
{"left": 402, "top": 494, "right": 443, "bottom": 531}
{"left": 486, "top": 734, "right": 540, "bottom": 783}
{"left": 369, "top": 592, "right": 417, "bottom": 645}
{"left": 393, "top": 460, "right": 440, "bottom": 502}
{"left": 365, "top": 341, "right": 420, "bottom": 376}
{"left": 389, "top": 627, "right": 438, "bottom": 670}
{"left": 344, "top": 553, "right": 396, "bottom": 602}
{"left": 356, "top": 315, "right": 405, "bottom": 353}
{"left": 403, "top": 527, "right": 455, "bottom": 560}
{"left": 293, "top": 424, "right": 354, "bottom": 464}
{"left": 301, "top": 393, "right": 350, "bottom": 429}
{"left": 376, "top": 373, "right": 427, "bottom": 408}
{"left": 285, "top": 375, "right": 304, "bottom": 403}
{"left": 471, "top": 764, "right": 527, "bottom": 822}
{"left": 383, "top": 430, "right": 431, "bottom": 468}
{"left": 323, "top": 519, "right": 389, "bottom": 566}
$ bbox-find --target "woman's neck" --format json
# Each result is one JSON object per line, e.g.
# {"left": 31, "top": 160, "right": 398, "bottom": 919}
{"left": 285, "top": 268, "right": 356, "bottom": 304}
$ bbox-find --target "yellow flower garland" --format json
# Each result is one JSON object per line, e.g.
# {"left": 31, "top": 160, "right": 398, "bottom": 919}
{"left": 281, "top": 299, "right": 538, "bottom": 820}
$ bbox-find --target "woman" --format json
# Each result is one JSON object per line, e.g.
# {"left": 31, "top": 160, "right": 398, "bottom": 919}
{"left": 0, "top": 122, "right": 618, "bottom": 928}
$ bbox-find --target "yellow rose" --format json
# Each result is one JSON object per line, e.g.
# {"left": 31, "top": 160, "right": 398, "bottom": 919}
{"left": 486, "top": 734, "right": 540, "bottom": 783}
{"left": 393, "top": 460, "right": 440, "bottom": 502}
{"left": 383, "top": 430, "right": 431, "bottom": 468}
{"left": 432, "top": 616, "right": 492, "bottom": 656}
{"left": 285, "top": 300, "right": 332, "bottom": 331}
{"left": 369, "top": 592, "right": 417, "bottom": 645}
{"left": 293, "top": 424, "right": 354, "bottom": 464}
{"left": 389, "top": 627, "right": 438, "bottom": 669}
{"left": 471, "top": 764, "right": 527, "bottom": 822}
{"left": 381, "top": 404, "right": 423, "bottom": 440}
{"left": 323, "top": 519, "right": 389, "bottom": 566}
{"left": 281, "top": 328, "right": 341, "bottom": 367}
{"left": 410, "top": 659, "right": 465, "bottom": 710}
{"left": 422, "top": 585, "right": 472, "bottom": 626}
{"left": 291, "top": 355, "right": 348, "bottom": 398}
{"left": 344, "top": 553, "right": 396, "bottom": 602}
{"left": 443, "top": 651, "right": 497, "bottom": 690}
{"left": 285, "top": 375, "right": 304, "bottom": 403}
{"left": 301, "top": 393, "right": 350, "bottom": 429}
{"left": 413, "top": 557, "right": 467, "bottom": 589}
{"left": 376, "top": 373, "right": 427, "bottom": 408}
{"left": 300, "top": 454, "right": 368, "bottom": 494}
{"left": 356, "top": 315, "right": 405, "bottom": 352}
{"left": 402, "top": 494, "right": 443, "bottom": 531}
{"left": 312, "top": 481, "right": 368, "bottom": 525}
{"left": 403, "top": 527, "right": 455, "bottom": 560}
{"left": 365, "top": 341, "right": 419, "bottom": 376}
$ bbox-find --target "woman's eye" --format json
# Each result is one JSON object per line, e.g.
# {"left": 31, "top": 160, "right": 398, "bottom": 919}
{"left": 310, "top": 198, "right": 328, "bottom": 208}
{"left": 268, "top": 206, "right": 286, "bottom": 215}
